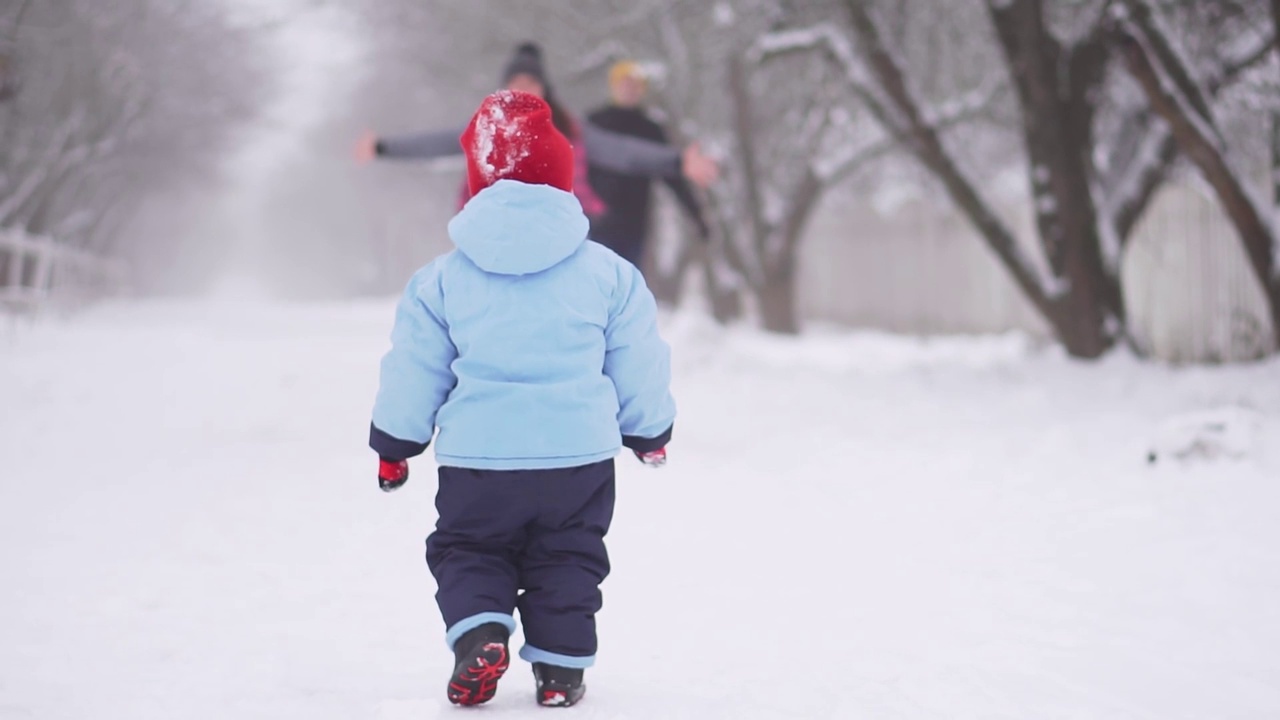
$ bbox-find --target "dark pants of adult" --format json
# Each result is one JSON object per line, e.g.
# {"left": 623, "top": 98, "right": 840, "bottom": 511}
{"left": 426, "top": 460, "right": 615, "bottom": 667}
{"left": 589, "top": 219, "right": 646, "bottom": 270}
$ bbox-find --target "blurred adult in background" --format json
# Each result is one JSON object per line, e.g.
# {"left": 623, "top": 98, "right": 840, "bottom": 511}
{"left": 586, "top": 61, "right": 710, "bottom": 269}
{"left": 356, "top": 43, "right": 718, "bottom": 229}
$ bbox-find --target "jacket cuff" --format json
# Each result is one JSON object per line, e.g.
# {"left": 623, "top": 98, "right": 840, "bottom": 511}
{"left": 622, "top": 424, "right": 673, "bottom": 453}
{"left": 370, "top": 423, "right": 429, "bottom": 460}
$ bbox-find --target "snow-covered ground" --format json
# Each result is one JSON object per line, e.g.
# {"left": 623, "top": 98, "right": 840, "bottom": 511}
{"left": 2, "top": 301, "right": 1279, "bottom": 719}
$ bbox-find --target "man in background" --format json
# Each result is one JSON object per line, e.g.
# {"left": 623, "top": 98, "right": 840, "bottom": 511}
{"left": 586, "top": 61, "right": 710, "bottom": 271}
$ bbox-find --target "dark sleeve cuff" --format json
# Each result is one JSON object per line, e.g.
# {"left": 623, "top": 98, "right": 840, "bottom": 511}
{"left": 622, "top": 424, "right": 673, "bottom": 453}
{"left": 370, "top": 423, "right": 429, "bottom": 460}
{"left": 373, "top": 139, "right": 385, "bottom": 156}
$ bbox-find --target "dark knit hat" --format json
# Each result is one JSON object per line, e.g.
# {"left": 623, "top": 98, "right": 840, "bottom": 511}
{"left": 502, "top": 42, "right": 547, "bottom": 86}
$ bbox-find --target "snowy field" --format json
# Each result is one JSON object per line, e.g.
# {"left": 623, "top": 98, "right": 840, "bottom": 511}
{"left": 2, "top": 300, "right": 1279, "bottom": 719}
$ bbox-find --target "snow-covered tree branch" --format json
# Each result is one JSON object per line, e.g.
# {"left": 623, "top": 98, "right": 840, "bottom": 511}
{"left": 835, "top": 0, "right": 1074, "bottom": 337}
{"left": 0, "top": 0, "right": 259, "bottom": 267}
{"left": 1117, "top": 0, "right": 1280, "bottom": 332}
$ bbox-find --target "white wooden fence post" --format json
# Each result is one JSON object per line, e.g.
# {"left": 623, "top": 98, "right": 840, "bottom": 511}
{"left": 32, "top": 236, "right": 55, "bottom": 301}
{"left": 1, "top": 228, "right": 127, "bottom": 313}
{"left": 4, "top": 231, "right": 23, "bottom": 292}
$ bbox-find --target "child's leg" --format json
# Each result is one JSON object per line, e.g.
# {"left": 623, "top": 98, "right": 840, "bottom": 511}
{"left": 515, "top": 460, "right": 616, "bottom": 668}
{"left": 426, "top": 467, "right": 532, "bottom": 647}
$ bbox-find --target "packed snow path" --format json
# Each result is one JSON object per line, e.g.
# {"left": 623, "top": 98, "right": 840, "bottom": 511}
{"left": 3, "top": 300, "right": 1279, "bottom": 719}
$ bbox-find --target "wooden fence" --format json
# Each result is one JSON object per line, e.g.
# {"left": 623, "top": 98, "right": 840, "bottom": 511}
{"left": 0, "top": 229, "right": 128, "bottom": 314}
{"left": 791, "top": 180, "right": 1275, "bottom": 363}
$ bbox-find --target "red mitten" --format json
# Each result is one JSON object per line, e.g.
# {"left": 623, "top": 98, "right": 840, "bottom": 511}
{"left": 635, "top": 448, "right": 667, "bottom": 468}
{"left": 378, "top": 458, "right": 409, "bottom": 492}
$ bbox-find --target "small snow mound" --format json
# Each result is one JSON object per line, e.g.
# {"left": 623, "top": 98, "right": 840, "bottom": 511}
{"left": 1147, "top": 406, "right": 1264, "bottom": 465}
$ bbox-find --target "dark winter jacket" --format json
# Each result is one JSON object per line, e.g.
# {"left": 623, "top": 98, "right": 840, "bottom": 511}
{"left": 586, "top": 105, "right": 709, "bottom": 265}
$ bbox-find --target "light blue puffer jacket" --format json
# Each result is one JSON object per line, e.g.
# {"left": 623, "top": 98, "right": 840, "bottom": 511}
{"left": 370, "top": 179, "right": 675, "bottom": 470}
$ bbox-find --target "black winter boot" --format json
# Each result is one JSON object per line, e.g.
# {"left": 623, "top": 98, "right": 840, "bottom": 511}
{"left": 447, "top": 623, "right": 511, "bottom": 706}
{"left": 532, "top": 663, "right": 586, "bottom": 707}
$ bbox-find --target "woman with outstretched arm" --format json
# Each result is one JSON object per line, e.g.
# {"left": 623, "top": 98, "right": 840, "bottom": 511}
{"left": 355, "top": 43, "right": 717, "bottom": 214}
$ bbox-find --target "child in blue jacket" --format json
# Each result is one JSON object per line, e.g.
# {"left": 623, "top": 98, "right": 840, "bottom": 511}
{"left": 369, "top": 90, "right": 675, "bottom": 709}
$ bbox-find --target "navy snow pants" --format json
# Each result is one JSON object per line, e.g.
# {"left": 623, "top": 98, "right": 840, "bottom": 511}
{"left": 426, "top": 460, "right": 615, "bottom": 667}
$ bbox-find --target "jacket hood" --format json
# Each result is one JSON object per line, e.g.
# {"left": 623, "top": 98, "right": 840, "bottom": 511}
{"left": 447, "top": 179, "right": 589, "bottom": 276}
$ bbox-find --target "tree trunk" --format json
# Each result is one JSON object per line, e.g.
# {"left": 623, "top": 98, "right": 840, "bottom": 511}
{"left": 754, "top": 168, "right": 823, "bottom": 335}
{"left": 644, "top": 231, "right": 697, "bottom": 307}
{"left": 987, "top": 0, "right": 1115, "bottom": 358}
{"left": 703, "top": 252, "right": 745, "bottom": 324}
{"left": 839, "top": 0, "right": 1122, "bottom": 357}
{"left": 727, "top": 50, "right": 772, "bottom": 267}
{"left": 756, "top": 255, "right": 799, "bottom": 334}
{"left": 1273, "top": 109, "right": 1279, "bottom": 233}
{"left": 1271, "top": 0, "right": 1280, "bottom": 78}
{"left": 839, "top": 0, "right": 1055, "bottom": 320}
{"left": 1273, "top": 106, "right": 1280, "bottom": 314}
{"left": 1109, "top": 120, "right": 1178, "bottom": 243}
{"left": 1265, "top": 6, "right": 1278, "bottom": 332}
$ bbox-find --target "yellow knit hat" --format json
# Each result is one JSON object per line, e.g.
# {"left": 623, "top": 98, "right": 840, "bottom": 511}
{"left": 608, "top": 60, "right": 647, "bottom": 89}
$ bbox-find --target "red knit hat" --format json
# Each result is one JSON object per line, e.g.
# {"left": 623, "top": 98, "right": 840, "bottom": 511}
{"left": 460, "top": 90, "right": 574, "bottom": 196}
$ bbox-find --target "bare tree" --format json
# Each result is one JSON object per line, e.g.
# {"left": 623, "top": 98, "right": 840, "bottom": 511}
{"left": 352, "top": 0, "right": 1276, "bottom": 354}
{"left": 0, "top": 1, "right": 32, "bottom": 102}
{"left": 566, "top": 1, "right": 752, "bottom": 322}
{"left": 0, "top": 0, "right": 259, "bottom": 261}
{"left": 507, "top": 0, "right": 1003, "bottom": 333}
{"left": 785, "top": 0, "right": 1274, "bottom": 357}
{"left": 1273, "top": 0, "right": 1280, "bottom": 267}
{"left": 1115, "top": 0, "right": 1279, "bottom": 340}
{"left": 712, "top": 22, "right": 1002, "bottom": 333}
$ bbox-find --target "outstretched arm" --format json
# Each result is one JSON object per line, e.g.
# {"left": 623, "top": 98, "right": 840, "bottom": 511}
{"left": 651, "top": 125, "right": 711, "bottom": 238}
{"left": 356, "top": 127, "right": 466, "bottom": 163}
{"left": 584, "top": 123, "right": 719, "bottom": 188}
{"left": 664, "top": 175, "right": 711, "bottom": 239}
{"left": 583, "top": 122, "right": 683, "bottom": 179}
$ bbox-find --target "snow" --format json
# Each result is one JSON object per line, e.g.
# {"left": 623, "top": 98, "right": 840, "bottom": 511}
{"left": 1034, "top": 192, "right": 1057, "bottom": 216}
{"left": 467, "top": 92, "right": 533, "bottom": 186}
{"left": 919, "top": 79, "right": 1002, "bottom": 129}
{"left": 751, "top": 25, "right": 832, "bottom": 63}
{"left": 869, "top": 179, "right": 923, "bottom": 216}
{"left": 713, "top": 1, "right": 735, "bottom": 28}
{"left": 1090, "top": 180, "right": 1123, "bottom": 274}
{"left": 753, "top": 24, "right": 875, "bottom": 93}
{"left": 4, "top": 300, "right": 1280, "bottom": 719}
{"left": 1041, "top": 268, "right": 1072, "bottom": 299}
{"left": 1147, "top": 406, "right": 1264, "bottom": 464}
